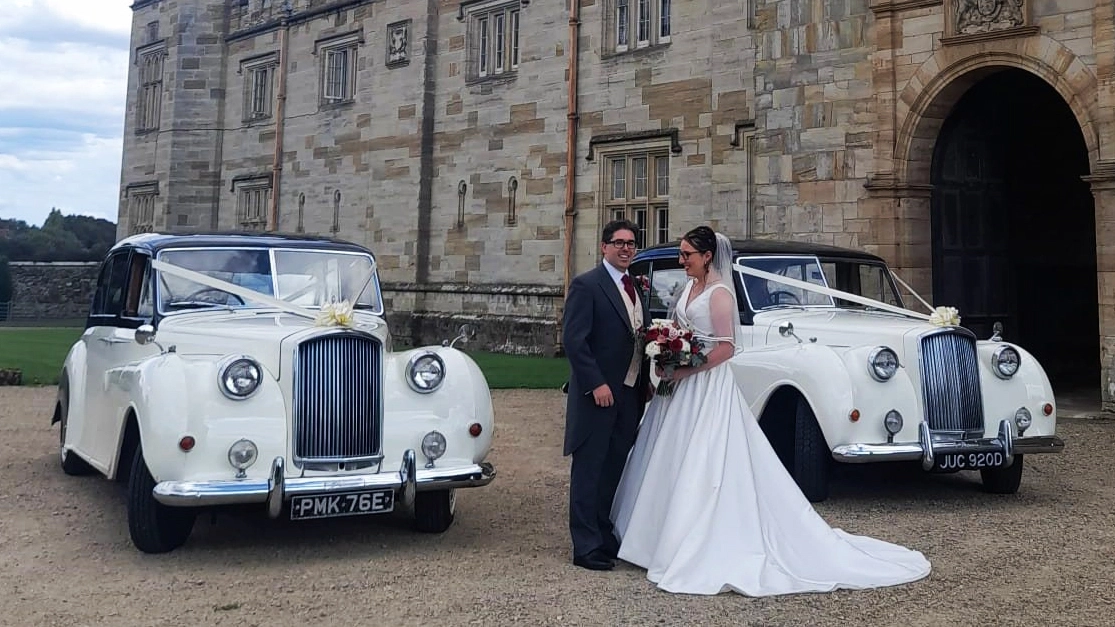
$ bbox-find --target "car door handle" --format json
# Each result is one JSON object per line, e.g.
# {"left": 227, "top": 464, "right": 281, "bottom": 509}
{"left": 99, "top": 337, "right": 131, "bottom": 345}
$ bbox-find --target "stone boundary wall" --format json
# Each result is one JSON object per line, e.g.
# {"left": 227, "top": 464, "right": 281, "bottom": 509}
{"left": 7, "top": 262, "right": 99, "bottom": 321}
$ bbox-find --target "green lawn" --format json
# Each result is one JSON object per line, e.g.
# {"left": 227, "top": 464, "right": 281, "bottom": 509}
{"left": 0, "top": 327, "right": 83, "bottom": 385}
{"left": 0, "top": 327, "right": 568, "bottom": 389}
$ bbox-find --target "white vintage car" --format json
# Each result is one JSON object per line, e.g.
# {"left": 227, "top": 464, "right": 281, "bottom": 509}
{"left": 53, "top": 232, "right": 496, "bottom": 553}
{"left": 630, "top": 239, "right": 1064, "bottom": 502}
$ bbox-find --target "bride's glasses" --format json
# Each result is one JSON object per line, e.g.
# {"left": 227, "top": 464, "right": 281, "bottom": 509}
{"left": 678, "top": 250, "right": 699, "bottom": 259}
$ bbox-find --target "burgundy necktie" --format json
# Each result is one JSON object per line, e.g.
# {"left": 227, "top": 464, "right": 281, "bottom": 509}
{"left": 621, "top": 274, "right": 637, "bottom": 303}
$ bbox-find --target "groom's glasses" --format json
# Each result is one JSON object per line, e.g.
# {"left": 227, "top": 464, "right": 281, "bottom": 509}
{"left": 608, "top": 239, "right": 638, "bottom": 249}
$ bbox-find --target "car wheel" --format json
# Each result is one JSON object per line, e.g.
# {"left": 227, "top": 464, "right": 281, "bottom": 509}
{"left": 413, "top": 489, "right": 455, "bottom": 533}
{"left": 793, "top": 399, "right": 830, "bottom": 503}
{"left": 58, "top": 389, "right": 94, "bottom": 476}
{"left": 127, "top": 446, "right": 196, "bottom": 553}
{"left": 980, "top": 454, "right": 1024, "bottom": 494}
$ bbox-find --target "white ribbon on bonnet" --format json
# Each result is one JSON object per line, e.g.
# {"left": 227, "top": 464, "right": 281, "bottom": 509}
{"left": 731, "top": 262, "right": 952, "bottom": 324}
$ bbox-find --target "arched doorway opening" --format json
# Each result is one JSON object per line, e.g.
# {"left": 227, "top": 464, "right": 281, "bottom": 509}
{"left": 930, "top": 68, "right": 1099, "bottom": 389}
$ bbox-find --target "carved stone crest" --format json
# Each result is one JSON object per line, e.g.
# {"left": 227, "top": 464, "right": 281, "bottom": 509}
{"left": 386, "top": 20, "right": 410, "bottom": 67}
{"left": 955, "top": 0, "right": 1025, "bottom": 35}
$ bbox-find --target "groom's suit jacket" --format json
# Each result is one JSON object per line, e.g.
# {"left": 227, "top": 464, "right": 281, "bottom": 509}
{"left": 562, "top": 262, "right": 651, "bottom": 456}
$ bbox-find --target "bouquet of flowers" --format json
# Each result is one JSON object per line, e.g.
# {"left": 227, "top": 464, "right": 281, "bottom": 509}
{"left": 642, "top": 319, "right": 707, "bottom": 396}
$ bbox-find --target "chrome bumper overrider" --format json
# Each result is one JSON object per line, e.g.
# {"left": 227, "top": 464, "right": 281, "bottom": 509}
{"left": 831, "top": 419, "right": 1065, "bottom": 470}
{"left": 152, "top": 449, "right": 496, "bottom": 515}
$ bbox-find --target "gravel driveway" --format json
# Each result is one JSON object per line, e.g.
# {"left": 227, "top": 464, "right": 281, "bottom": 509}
{"left": 1, "top": 386, "right": 1112, "bottom": 626}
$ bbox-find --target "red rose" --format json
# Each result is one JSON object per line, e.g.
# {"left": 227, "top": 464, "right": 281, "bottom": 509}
{"left": 646, "top": 329, "right": 659, "bottom": 342}
{"left": 669, "top": 338, "right": 683, "bottom": 352}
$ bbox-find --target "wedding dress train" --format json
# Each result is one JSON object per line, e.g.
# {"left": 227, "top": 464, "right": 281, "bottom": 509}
{"left": 610, "top": 281, "right": 931, "bottom": 596}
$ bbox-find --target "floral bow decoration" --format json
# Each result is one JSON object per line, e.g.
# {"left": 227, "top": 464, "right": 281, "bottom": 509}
{"left": 315, "top": 300, "right": 355, "bottom": 327}
{"left": 928, "top": 306, "right": 961, "bottom": 327}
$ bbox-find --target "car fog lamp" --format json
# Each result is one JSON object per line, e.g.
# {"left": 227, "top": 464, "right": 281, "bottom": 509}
{"left": 421, "top": 431, "right": 447, "bottom": 463}
{"left": 884, "top": 410, "right": 904, "bottom": 436}
{"left": 868, "top": 347, "right": 899, "bottom": 381}
{"left": 219, "top": 357, "right": 263, "bottom": 399}
{"left": 1014, "top": 407, "right": 1033, "bottom": 433}
{"left": 227, "top": 439, "right": 259, "bottom": 472}
{"left": 406, "top": 352, "right": 446, "bottom": 393}
{"left": 992, "top": 346, "right": 1021, "bottom": 379}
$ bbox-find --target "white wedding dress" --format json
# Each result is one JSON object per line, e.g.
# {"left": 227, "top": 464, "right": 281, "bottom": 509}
{"left": 611, "top": 280, "right": 931, "bottom": 596}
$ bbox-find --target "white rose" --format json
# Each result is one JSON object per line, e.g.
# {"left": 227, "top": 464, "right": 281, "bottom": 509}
{"left": 645, "top": 342, "right": 662, "bottom": 358}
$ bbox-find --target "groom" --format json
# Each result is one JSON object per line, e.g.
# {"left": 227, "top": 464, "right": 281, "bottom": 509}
{"left": 562, "top": 219, "right": 650, "bottom": 571}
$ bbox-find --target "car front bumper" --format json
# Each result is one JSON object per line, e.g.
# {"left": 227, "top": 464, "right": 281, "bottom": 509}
{"left": 831, "top": 419, "right": 1065, "bottom": 470}
{"left": 152, "top": 449, "right": 496, "bottom": 516}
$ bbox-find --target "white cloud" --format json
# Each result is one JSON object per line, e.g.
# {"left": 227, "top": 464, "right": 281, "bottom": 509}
{"left": 0, "top": 133, "right": 122, "bottom": 224}
{"left": 0, "top": 0, "right": 132, "bottom": 227}
{"left": 5, "top": 0, "right": 132, "bottom": 37}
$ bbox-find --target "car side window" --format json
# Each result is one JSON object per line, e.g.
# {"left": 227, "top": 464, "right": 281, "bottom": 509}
{"left": 90, "top": 252, "right": 132, "bottom": 319}
{"left": 123, "top": 253, "right": 153, "bottom": 321}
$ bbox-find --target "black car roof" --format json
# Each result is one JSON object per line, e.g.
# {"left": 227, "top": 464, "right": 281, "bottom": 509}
{"left": 635, "top": 238, "right": 888, "bottom": 263}
{"left": 111, "top": 231, "right": 374, "bottom": 255}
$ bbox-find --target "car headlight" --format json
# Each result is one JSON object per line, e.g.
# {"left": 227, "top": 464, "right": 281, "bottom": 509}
{"left": 421, "top": 430, "right": 447, "bottom": 464}
{"left": 219, "top": 357, "right": 262, "bottom": 399}
{"left": 227, "top": 439, "right": 258, "bottom": 475}
{"left": 406, "top": 352, "right": 445, "bottom": 393}
{"left": 884, "top": 409, "right": 903, "bottom": 435}
{"left": 992, "top": 345, "right": 1021, "bottom": 379}
{"left": 868, "top": 347, "right": 899, "bottom": 381}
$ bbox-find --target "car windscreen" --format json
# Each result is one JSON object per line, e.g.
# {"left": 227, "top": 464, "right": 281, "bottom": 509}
{"left": 156, "top": 248, "right": 382, "bottom": 314}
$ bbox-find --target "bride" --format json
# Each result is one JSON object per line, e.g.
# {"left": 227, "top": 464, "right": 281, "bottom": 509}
{"left": 610, "top": 226, "right": 931, "bottom": 596}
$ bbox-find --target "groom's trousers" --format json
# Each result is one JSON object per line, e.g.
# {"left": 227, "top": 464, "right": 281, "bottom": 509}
{"left": 569, "top": 384, "right": 641, "bottom": 558}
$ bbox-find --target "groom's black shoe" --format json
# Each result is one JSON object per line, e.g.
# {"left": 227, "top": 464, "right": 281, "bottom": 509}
{"left": 573, "top": 549, "right": 616, "bottom": 571}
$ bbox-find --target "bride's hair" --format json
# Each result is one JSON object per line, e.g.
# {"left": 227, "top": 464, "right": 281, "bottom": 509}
{"left": 682, "top": 226, "right": 717, "bottom": 268}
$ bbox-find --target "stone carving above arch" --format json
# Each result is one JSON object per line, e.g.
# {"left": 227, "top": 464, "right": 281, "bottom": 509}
{"left": 952, "top": 0, "right": 1025, "bottom": 36}
{"left": 893, "top": 36, "right": 1100, "bottom": 184}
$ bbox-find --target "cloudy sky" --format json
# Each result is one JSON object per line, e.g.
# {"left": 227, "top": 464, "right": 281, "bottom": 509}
{"left": 0, "top": 0, "right": 133, "bottom": 227}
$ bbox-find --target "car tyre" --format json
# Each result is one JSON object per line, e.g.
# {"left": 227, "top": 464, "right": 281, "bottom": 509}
{"left": 414, "top": 489, "right": 455, "bottom": 533}
{"left": 58, "top": 387, "right": 95, "bottom": 477}
{"left": 794, "top": 399, "right": 830, "bottom": 503}
{"left": 127, "top": 446, "right": 196, "bottom": 553}
{"left": 980, "top": 454, "right": 1024, "bottom": 494}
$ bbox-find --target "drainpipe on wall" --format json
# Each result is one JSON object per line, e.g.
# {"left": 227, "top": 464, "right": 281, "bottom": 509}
{"left": 558, "top": 0, "right": 581, "bottom": 355}
{"left": 268, "top": 5, "right": 292, "bottom": 231}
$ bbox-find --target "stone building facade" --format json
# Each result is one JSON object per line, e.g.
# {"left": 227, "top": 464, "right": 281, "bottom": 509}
{"left": 119, "top": 0, "right": 1115, "bottom": 411}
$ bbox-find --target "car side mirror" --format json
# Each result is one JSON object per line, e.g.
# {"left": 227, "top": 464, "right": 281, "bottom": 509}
{"left": 443, "top": 323, "right": 476, "bottom": 349}
{"left": 990, "top": 321, "right": 1004, "bottom": 342}
{"left": 135, "top": 324, "right": 157, "bottom": 345}
{"left": 778, "top": 321, "right": 803, "bottom": 344}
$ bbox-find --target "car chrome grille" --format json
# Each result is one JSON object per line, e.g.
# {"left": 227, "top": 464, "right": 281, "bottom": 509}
{"left": 919, "top": 330, "right": 984, "bottom": 433}
{"left": 293, "top": 333, "right": 382, "bottom": 466}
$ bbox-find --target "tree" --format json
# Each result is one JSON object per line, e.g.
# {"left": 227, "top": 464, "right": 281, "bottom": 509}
{"left": 0, "top": 209, "right": 116, "bottom": 262}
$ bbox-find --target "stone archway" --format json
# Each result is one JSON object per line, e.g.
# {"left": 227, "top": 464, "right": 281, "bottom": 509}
{"left": 929, "top": 69, "right": 1098, "bottom": 387}
{"left": 895, "top": 40, "right": 1102, "bottom": 186}
{"left": 888, "top": 40, "right": 1108, "bottom": 403}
